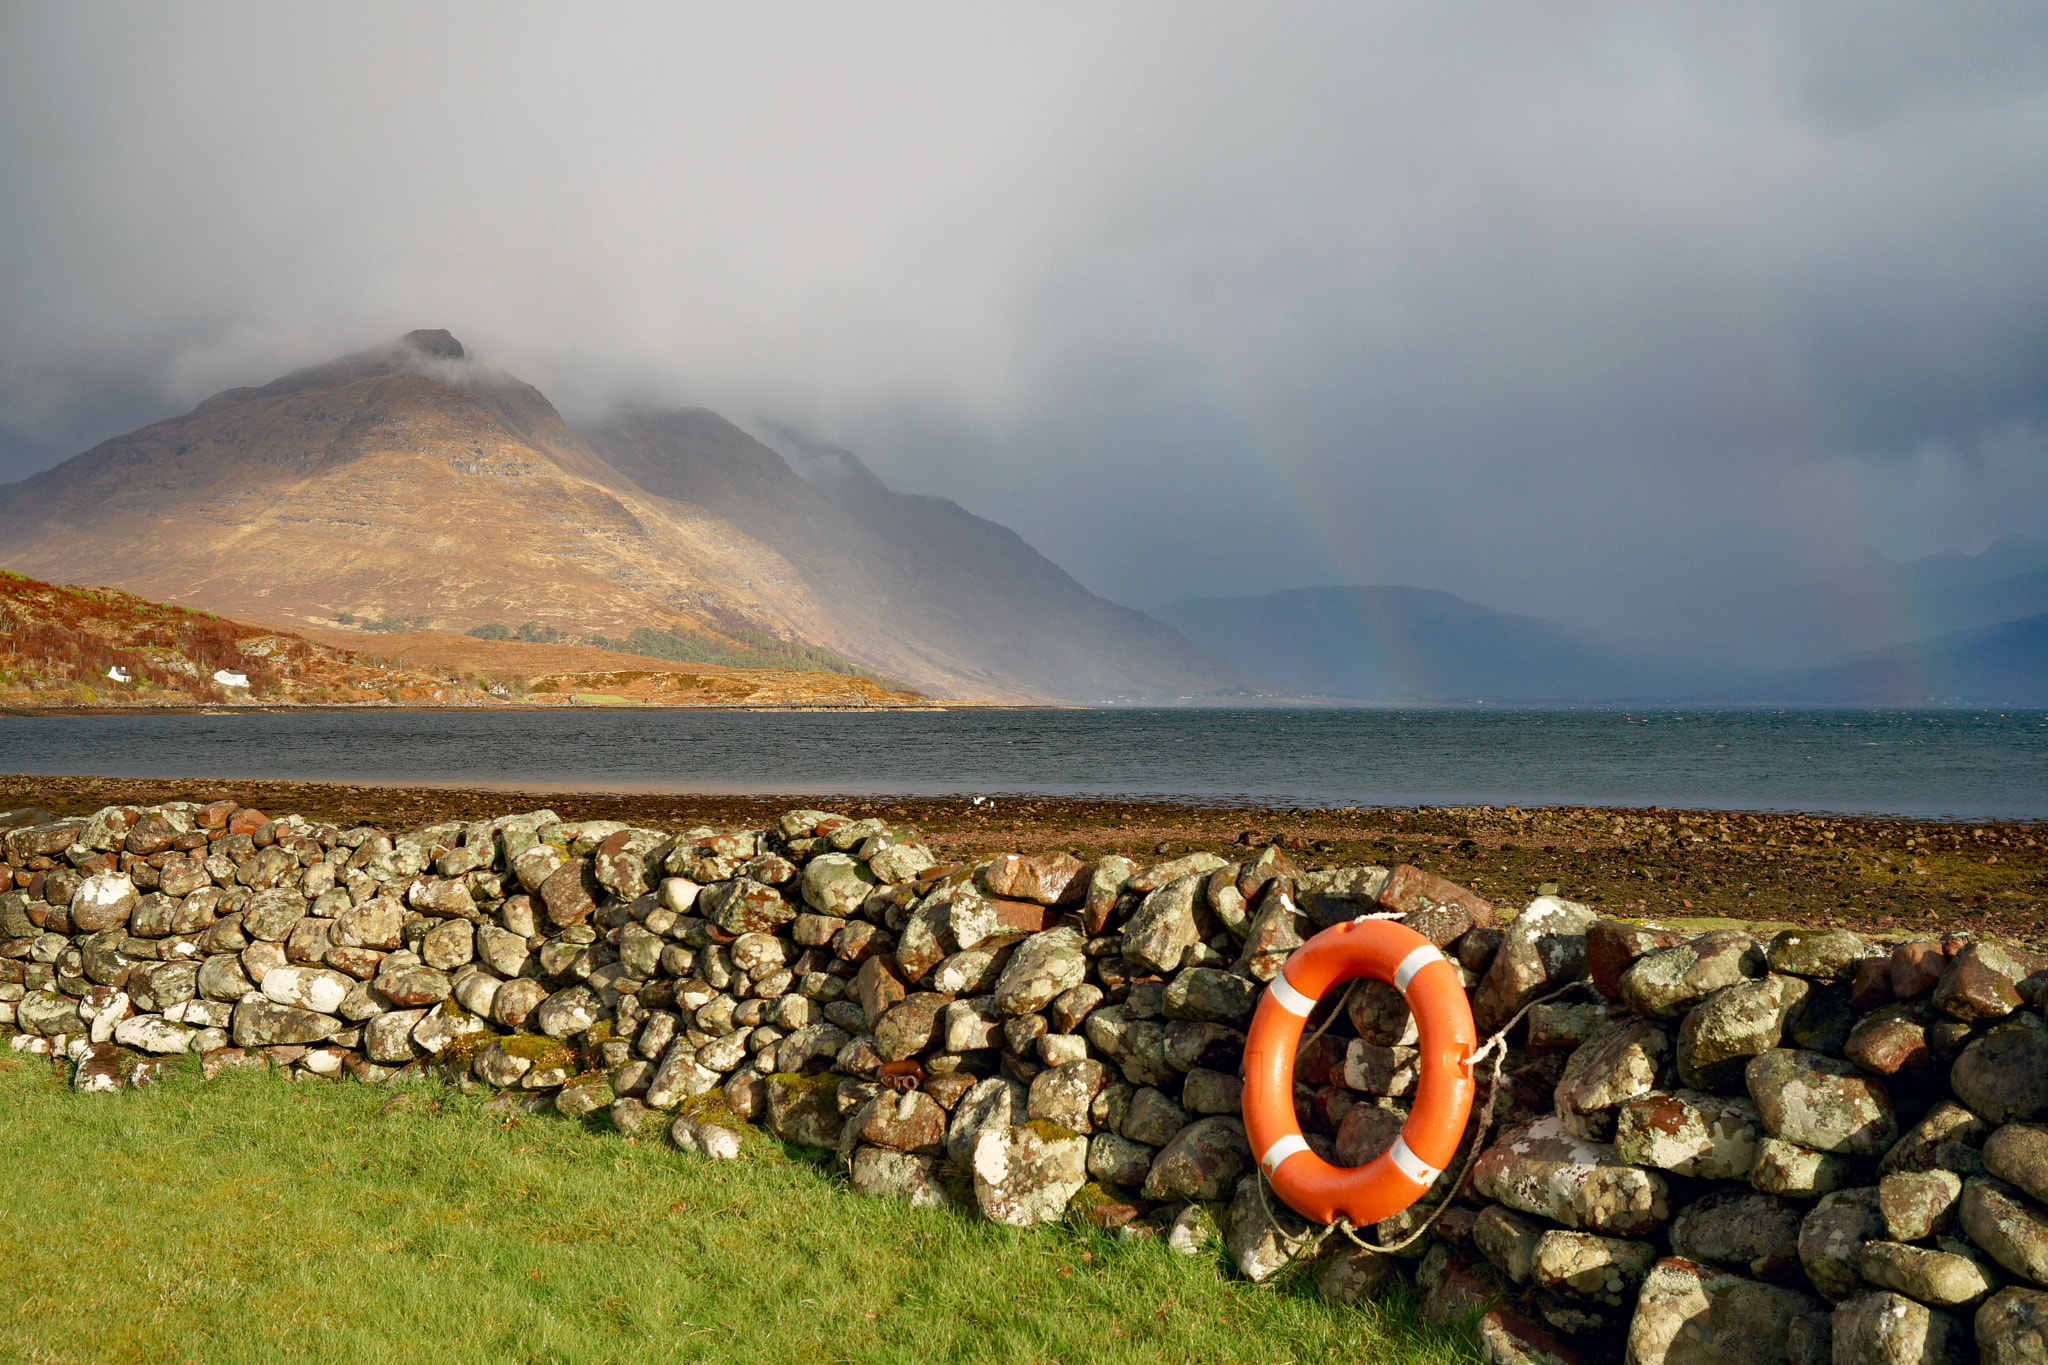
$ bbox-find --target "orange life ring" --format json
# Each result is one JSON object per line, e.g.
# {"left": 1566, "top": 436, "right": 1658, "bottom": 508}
{"left": 1240, "top": 911, "right": 1478, "bottom": 1225}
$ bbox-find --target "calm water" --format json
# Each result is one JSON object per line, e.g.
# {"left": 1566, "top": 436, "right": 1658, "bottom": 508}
{"left": 0, "top": 708, "right": 2042, "bottom": 819}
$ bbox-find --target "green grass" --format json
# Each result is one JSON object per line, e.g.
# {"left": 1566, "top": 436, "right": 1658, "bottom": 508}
{"left": 0, "top": 1055, "right": 1472, "bottom": 1365}
{"left": 585, "top": 624, "right": 914, "bottom": 694}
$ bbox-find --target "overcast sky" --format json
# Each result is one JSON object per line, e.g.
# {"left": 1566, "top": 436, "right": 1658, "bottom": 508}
{"left": 5, "top": 3, "right": 2047, "bottom": 663}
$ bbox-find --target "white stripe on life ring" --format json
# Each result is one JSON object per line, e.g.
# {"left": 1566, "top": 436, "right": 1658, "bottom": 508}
{"left": 1393, "top": 944, "right": 1444, "bottom": 993}
{"left": 1260, "top": 1133, "right": 1311, "bottom": 1175}
{"left": 1388, "top": 1135, "right": 1442, "bottom": 1187}
{"left": 1268, "top": 972, "right": 1316, "bottom": 1017}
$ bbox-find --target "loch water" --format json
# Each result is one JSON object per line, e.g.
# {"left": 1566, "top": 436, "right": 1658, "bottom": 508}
{"left": 1, "top": 707, "right": 2043, "bottom": 820}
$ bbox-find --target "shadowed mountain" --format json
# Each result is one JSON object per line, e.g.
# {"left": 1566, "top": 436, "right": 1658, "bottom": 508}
{"left": 580, "top": 413, "right": 1254, "bottom": 703}
{"left": 1751, "top": 612, "right": 2048, "bottom": 705}
{"left": 1155, "top": 585, "right": 1742, "bottom": 703}
{"left": 0, "top": 330, "right": 1247, "bottom": 702}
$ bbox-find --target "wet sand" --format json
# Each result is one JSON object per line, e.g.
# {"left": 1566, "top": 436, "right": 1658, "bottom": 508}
{"left": 5, "top": 772, "right": 2042, "bottom": 949}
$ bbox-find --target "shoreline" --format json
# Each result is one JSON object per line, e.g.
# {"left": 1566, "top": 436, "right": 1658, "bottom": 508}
{"left": 4, "top": 772, "right": 2042, "bottom": 949}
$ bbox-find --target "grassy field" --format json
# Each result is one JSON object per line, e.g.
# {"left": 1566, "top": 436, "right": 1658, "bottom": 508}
{"left": 0, "top": 1054, "right": 1475, "bottom": 1365}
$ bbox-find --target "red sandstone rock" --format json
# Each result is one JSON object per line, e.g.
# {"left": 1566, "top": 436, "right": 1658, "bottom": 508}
{"left": 226, "top": 808, "right": 269, "bottom": 838}
{"left": 984, "top": 852, "right": 1091, "bottom": 906}
{"left": 1376, "top": 863, "right": 1495, "bottom": 927}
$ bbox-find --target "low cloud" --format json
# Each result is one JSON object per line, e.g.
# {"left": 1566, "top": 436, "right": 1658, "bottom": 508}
{"left": 4, "top": 2, "right": 2046, "bottom": 661}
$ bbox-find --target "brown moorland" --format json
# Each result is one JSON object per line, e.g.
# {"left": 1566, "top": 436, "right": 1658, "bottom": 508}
{"left": 0, "top": 573, "right": 930, "bottom": 709}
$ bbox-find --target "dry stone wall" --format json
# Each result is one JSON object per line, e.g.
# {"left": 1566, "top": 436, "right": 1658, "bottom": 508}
{"left": 5, "top": 800, "right": 2048, "bottom": 1364}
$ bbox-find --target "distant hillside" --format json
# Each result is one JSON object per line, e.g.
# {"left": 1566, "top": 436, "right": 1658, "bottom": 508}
{"left": 1155, "top": 584, "right": 1739, "bottom": 703}
{"left": 0, "top": 330, "right": 1245, "bottom": 703}
{"left": 1753, "top": 612, "right": 2048, "bottom": 706}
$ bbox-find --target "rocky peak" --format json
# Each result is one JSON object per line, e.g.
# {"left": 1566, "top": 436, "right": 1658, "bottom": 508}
{"left": 402, "top": 329, "right": 466, "bottom": 360}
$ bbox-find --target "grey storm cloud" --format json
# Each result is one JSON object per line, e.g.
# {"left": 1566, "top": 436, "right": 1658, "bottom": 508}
{"left": 4, "top": 2, "right": 2047, "bottom": 662}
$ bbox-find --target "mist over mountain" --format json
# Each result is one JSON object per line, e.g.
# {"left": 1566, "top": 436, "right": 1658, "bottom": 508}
{"left": 0, "top": 331, "right": 1248, "bottom": 703}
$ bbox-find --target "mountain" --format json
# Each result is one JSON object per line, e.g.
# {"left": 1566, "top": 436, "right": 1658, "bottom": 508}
{"left": 1891, "top": 536, "right": 2048, "bottom": 637}
{"left": 1753, "top": 611, "right": 2048, "bottom": 706}
{"left": 584, "top": 414, "right": 1249, "bottom": 703}
{"left": 0, "top": 331, "right": 1247, "bottom": 702}
{"left": 1155, "top": 584, "right": 1741, "bottom": 703}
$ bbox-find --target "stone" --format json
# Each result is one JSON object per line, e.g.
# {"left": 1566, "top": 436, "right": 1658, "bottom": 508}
{"left": 1847, "top": 1002, "right": 1938, "bottom": 1075}
{"left": 1882, "top": 1170, "right": 1965, "bottom": 1241}
{"left": 1027, "top": 1059, "right": 1108, "bottom": 1134}
{"left": 1962, "top": 1178, "right": 2048, "bottom": 1287}
{"left": 411, "top": 1003, "right": 488, "bottom": 1056}
{"left": 1166, "top": 1019, "right": 1247, "bottom": 1074}
{"left": 241, "top": 888, "right": 307, "bottom": 943}
{"left": 1885, "top": 1102, "right": 1993, "bottom": 1176}
{"left": 1122, "top": 1086, "right": 1191, "bottom": 1147}
{"left": 1122, "top": 875, "right": 1207, "bottom": 974}
{"left": 984, "top": 852, "right": 1089, "bottom": 905}
{"left": 1313, "top": 1244, "right": 1399, "bottom": 1307}
{"left": 420, "top": 919, "right": 474, "bottom": 971}
{"left": 1476, "top": 1204, "right": 1545, "bottom": 1282}
{"left": 1585, "top": 919, "right": 1686, "bottom": 999}
{"left": 1526, "top": 998, "right": 1609, "bottom": 1053}
{"left": 1233, "top": 887, "right": 1309, "bottom": 982}
{"left": 1163, "top": 966, "right": 1259, "bottom": 1024}
{"left": 1554, "top": 1018, "right": 1668, "bottom": 1140}
{"left": 1472, "top": 1115, "right": 1670, "bottom": 1236}
{"left": 1335, "top": 1101, "right": 1404, "bottom": 1166}
{"left": 555, "top": 1073, "right": 614, "bottom": 1118}
{"left": 946, "top": 1076, "right": 1028, "bottom": 1169}
{"left": 1142, "top": 1115, "right": 1249, "bottom": 1202}
{"left": 1669, "top": 1189, "right": 1804, "bottom": 1282}
{"left": 972, "top": 1122, "right": 1088, "bottom": 1226}
{"left": 1619, "top": 930, "right": 1766, "bottom": 1019}
{"left": 800, "top": 853, "right": 877, "bottom": 917}
{"left": 991, "top": 927, "right": 1086, "bottom": 1015}
{"left": 1349, "top": 977, "right": 1421, "bottom": 1046}
{"left": 1530, "top": 1229, "right": 1658, "bottom": 1306}
{"left": 69, "top": 873, "right": 140, "bottom": 933}
{"left": 1800, "top": 1187, "right": 1886, "bottom": 1302}
{"left": 700, "top": 878, "right": 793, "bottom": 937}
{"left": 1082, "top": 855, "right": 1137, "bottom": 935}
{"left": 1765, "top": 928, "right": 1867, "bottom": 981}
{"left": 1987, "top": 1123, "right": 2048, "bottom": 1205}
{"left": 259, "top": 965, "right": 351, "bottom": 1015}
{"left": 1976, "top": 1287, "right": 2048, "bottom": 1365}
{"left": 1677, "top": 975, "right": 1806, "bottom": 1093}
{"left": 1086, "top": 1132, "right": 1154, "bottom": 1188}
{"left": 1613, "top": 1090, "right": 1763, "bottom": 1180}
{"left": 491, "top": 978, "right": 547, "bottom": 1030}
{"left": 364, "top": 1009, "right": 430, "bottom": 1063}
{"left": 940, "top": 996, "right": 1002, "bottom": 1053}
{"left": 1623, "top": 1257, "right": 1823, "bottom": 1365}
{"left": 765, "top": 1072, "right": 844, "bottom": 1148}
{"left": 1227, "top": 1173, "right": 1314, "bottom": 1283}
{"left": 1471, "top": 896, "right": 1598, "bottom": 1036}
{"left": 852, "top": 956, "right": 907, "bottom": 1029}
{"left": 868, "top": 844, "right": 936, "bottom": 885}
{"left": 1477, "top": 1310, "right": 1587, "bottom": 1365}
{"left": 1858, "top": 1241, "right": 1997, "bottom": 1309}
{"left": 1951, "top": 1021, "right": 2048, "bottom": 1125}
{"left": 373, "top": 960, "right": 452, "bottom": 1008}
{"left": 1182, "top": 1066, "right": 1243, "bottom": 1115}
{"left": 930, "top": 946, "right": 1008, "bottom": 997}
{"left": 849, "top": 1146, "right": 947, "bottom": 1208}
{"left": 335, "top": 898, "right": 403, "bottom": 951}
{"left": 230, "top": 999, "right": 341, "bottom": 1047}
{"left": 1936, "top": 941, "right": 2048, "bottom": 1023}
{"left": 1746, "top": 1048, "right": 1896, "bottom": 1155}
{"left": 1047, "top": 983, "right": 1103, "bottom": 1034}
{"left": 113, "top": 1014, "right": 198, "bottom": 1054}
{"left": 874, "top": 993, "right": 949, "bottom": 1062}
{"left": 847, "top": 1089, "right": 948, "bottom": 1154}
{"left": 1084, "top": 1006, "right": 1174, "bottom": 1087}
{"left": 533, "top": 986, "right": 602, "bottom": 1039}
{"left": 1377, "top": 863, "right": 1493, "bottom": 926}
{"left": 1832, "top": 1291, "right": 1966, "bottom": 1365}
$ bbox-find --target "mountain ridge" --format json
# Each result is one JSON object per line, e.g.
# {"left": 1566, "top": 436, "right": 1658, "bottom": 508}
{"left": 0, "top": 330, "right": 1248, "bottom": 703}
